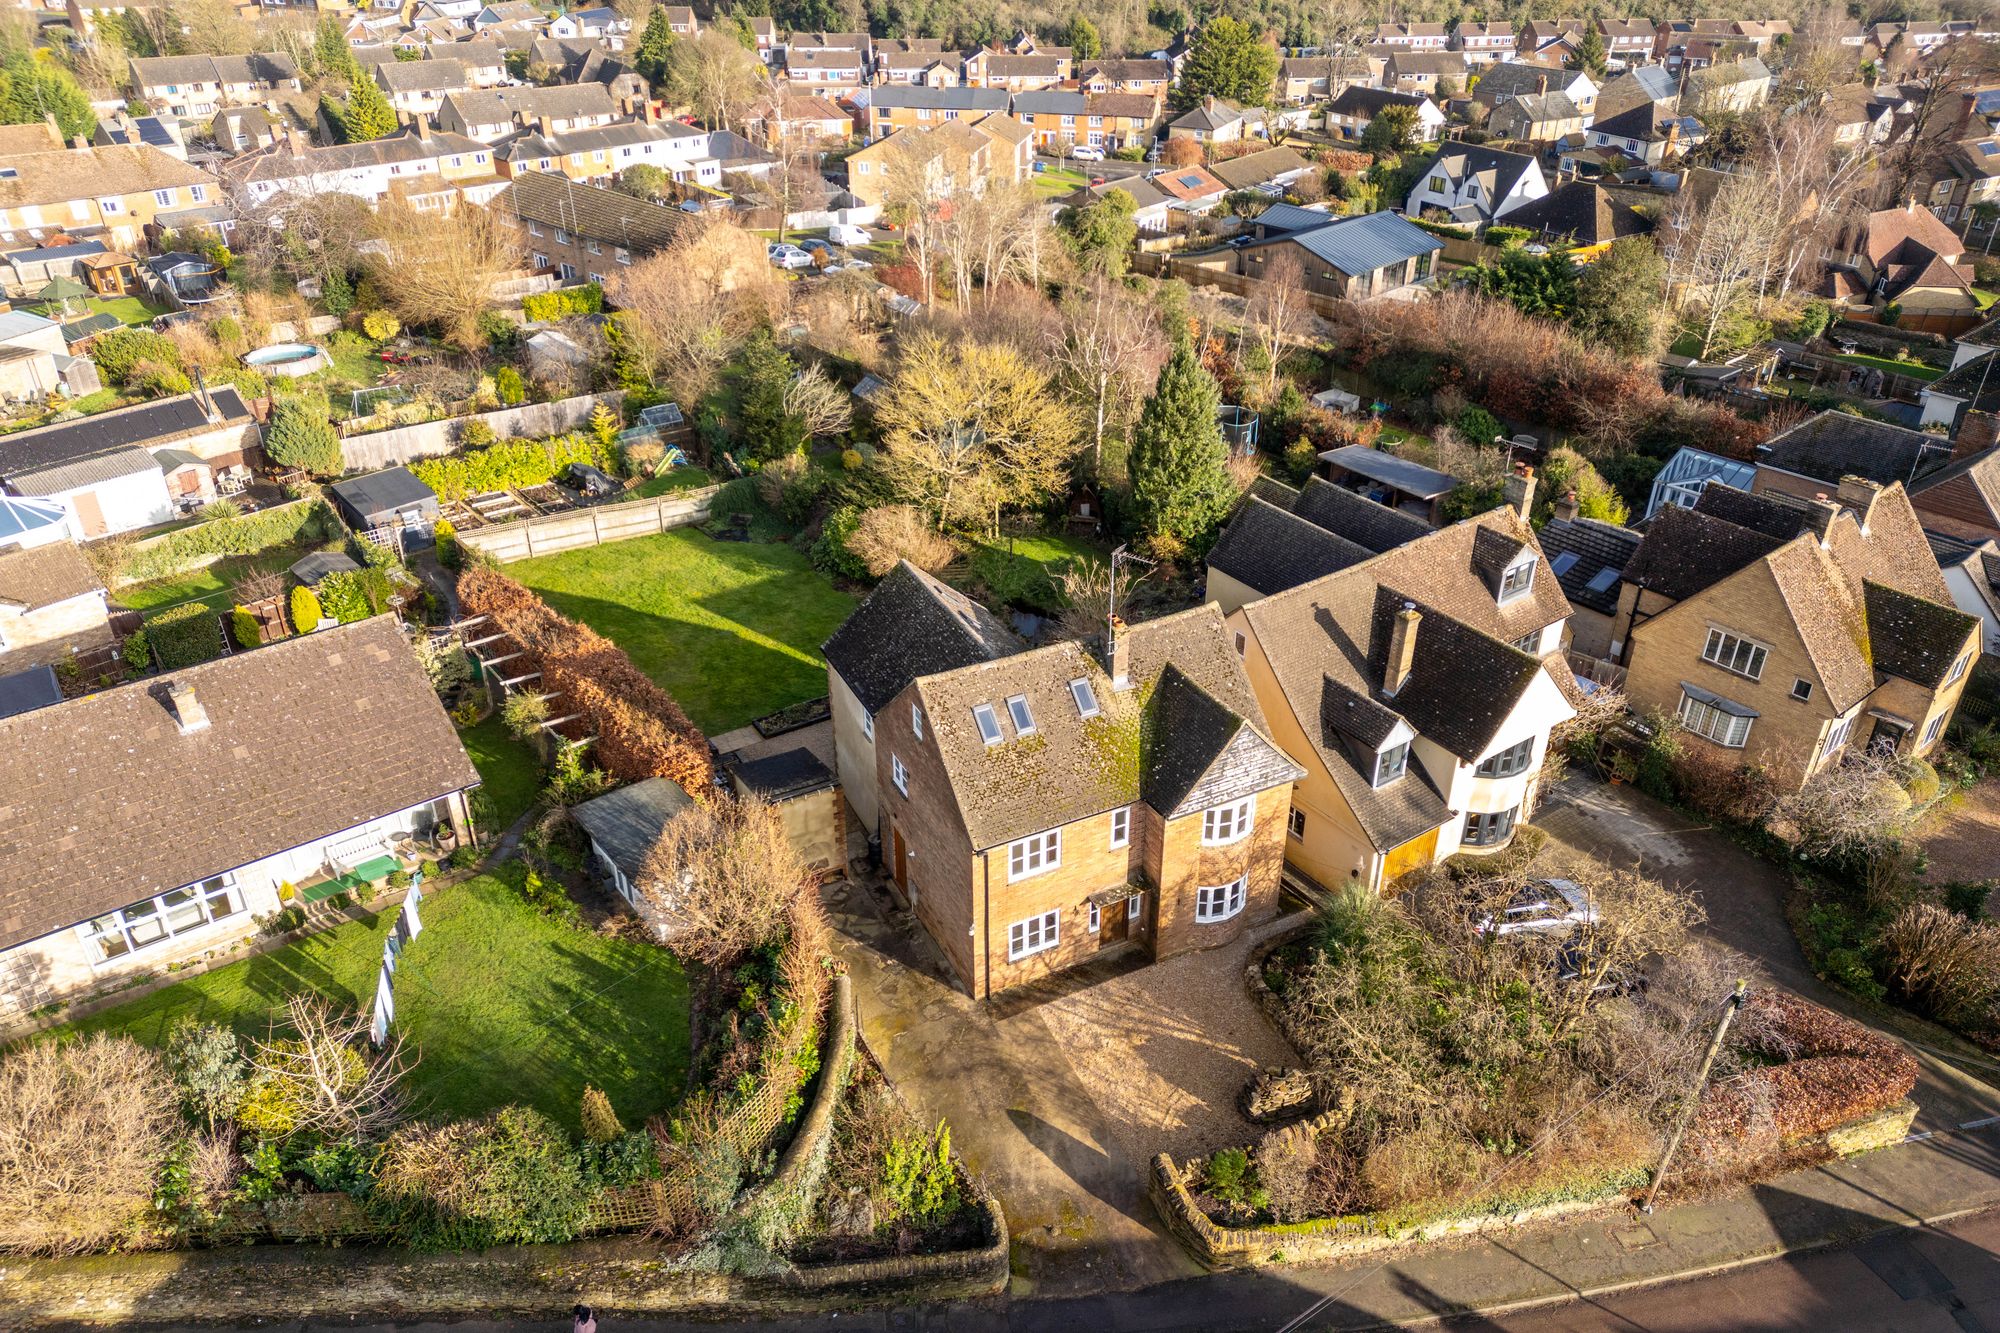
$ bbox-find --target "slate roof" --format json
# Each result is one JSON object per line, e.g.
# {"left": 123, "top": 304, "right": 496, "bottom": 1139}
{"left": 1623, "top": 503, "right": 1785, "bottom": 601}
{"left": 1327, "top": 85, "right": 1432, "bottom": 119}
{"left": 130, "top": 53, "right": 298, "bottom": 86}
{"left": 1590, "top": 101, "right": 1683, "bottom": 142}
{"left": 1537, "top": 516, "right": 1641, "bottom": 614}
{"left": 1476, "top": 61, "right": 1586, "bottom": 101}
{"left": 0, "top": 617, "right": 479, "bottom": 952}
{"left": 0, "top": 387, "right": 251, "bottom": 484}
{"left": 0, "top": 541, "right": 101, "bottom": 612}
{"left": 1500, "top": 181, "right": 1651, "bottom": 245}
{"left": 1290, "top": 477, "right": 1433, "bottom": 553}
{"left": 822, "top": 562, "right": 1021, "bottom": 716}
{"left": 1757, "top": 410, "right": 1953, "bottom": 488}
{"left": 1320, "top": 443, "right": 1458, "bottom": 499}
{"left": 1925, "top": 350, "right": 2000, "bottom": 413}
{"left": 912, "top": 604, "right": 1299, "bottom": 849}
{"left": 870, "top": 86, "right": 1010, "bottom": 111}
{"left": 570, "top": 776, "right": 693, "bottom": 885}
{"left": 1864, "top": 581, "right": 1978, "bottom": 688}
{"left": 0, "top": 665, "right": 61, "bottom": 721}
{"left": 1208, "top": 497, "right": 1372, "bottom": 597}
{"left": 1691, "top": 483, "right": 1809, "bottom": 540}
{"left": 1171, "top": 97, "right": 1260, "bottom": 133}
{"left": 1493, "top": 90, "right": 1583, "bottom": 127}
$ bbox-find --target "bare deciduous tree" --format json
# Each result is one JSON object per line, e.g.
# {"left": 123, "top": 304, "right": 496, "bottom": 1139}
{"left": 1662, "top": 171, "right": 1776, "bottom": 359}
{"left": 637, "top": 797, "right": 808, "bottom": 966}
{"left": 367, "top": 199, "right": 521, "bottom": 351}
{"left": 1244, "top": 249, "right": 1313, "bottom": 397}
{"left": 1880, "top": 39, "right": 2000, "bottom": 206}
{"left": 243, "top": 995, "right": 413, "bottom": 1140}
{"left": 782, "top": 363, "right": 852, "bottom": 442}
{"left": 665, "top": 28, "right": 763, "bottom": 132}
{"left": 1048, "top": 276, "right": 1169, "bottom": 473}
{"left": 608, "top": 218, "right": 783, "bottom": 401}
{"left": 1053, "top": 556, "right": 1146, "bottom": 643}
{"left": 847, "top": 504, "right": 960, "bottom": 576}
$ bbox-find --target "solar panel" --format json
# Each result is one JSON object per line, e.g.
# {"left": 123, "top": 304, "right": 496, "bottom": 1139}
{"left": 1550, "top": 551, "right": 1580, "bottom": 575}
{"left": 1178, "top": 173, "right": 1204, "bottom": 187}
{"left": 1584, "top": 567, "right": 1619, "bottom": 594}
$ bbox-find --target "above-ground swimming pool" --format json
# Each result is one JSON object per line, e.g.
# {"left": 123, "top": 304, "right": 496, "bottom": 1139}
{"left": 243, "top": 342, "right": 328, "bottom": 377}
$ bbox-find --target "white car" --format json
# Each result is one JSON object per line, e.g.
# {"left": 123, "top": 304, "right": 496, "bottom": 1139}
{"left": 1070, "top": 144, "right": 1106, "bottom": 162}
{"left": 766, "top": 243, "right": 812, "bottom": 270}
{"left": 827, "top": 223, "right": 871, "bottom": 246}
{"left": 1475, "top": 878, "right": 1599, "bottom": 937}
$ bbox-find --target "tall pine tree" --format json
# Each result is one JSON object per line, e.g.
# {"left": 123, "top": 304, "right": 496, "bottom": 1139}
{"left": 1127, "top": 341, "right": 1235, "bottom": 558}
{"left": 635, "top": 7, "right": 676, "bottom": 92}
{"left": 1566, "top": 27, "right": 1608, "bottom": 77}
{"left": 339, "top": 72, "right": 399, "bottom": 142}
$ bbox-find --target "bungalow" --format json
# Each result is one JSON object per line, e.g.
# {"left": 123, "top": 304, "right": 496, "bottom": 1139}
{"left": 1152, "top": 164, "right": 1230, "bottom": 211}
{"left": 0, "top": 617, "right": 481, "bottom": 1021}
{"left": 1404, "top": 142, "right": 1548, "bottom": 223}
{"left": 744, "top": 94, "right": 855, "bottom": 148}
{"left": 1167, "top": 96, "right": 1266, "bottom": 145}
{"left": 1324, "top": 86, "right": 1445, "bottom": 142}
{"left": 1210, "top": 146, "right": 1314, "bottom": 193}
{"left": 0, "top": 539, "right": 112, "bottom": 670}
{"left": 1230, "top": 209, "right": 1440, "bottom": 300}
{"left": 823, "top": 563, "right": 1302, "bottom": 999}
{"left": 1498, "top": 180, "right": 1650, "bottom": 254}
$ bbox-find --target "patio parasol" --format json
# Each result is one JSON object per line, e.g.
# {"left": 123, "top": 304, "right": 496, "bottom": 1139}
{"left": 34, "top": 275, "right": 89, "bottom": 316}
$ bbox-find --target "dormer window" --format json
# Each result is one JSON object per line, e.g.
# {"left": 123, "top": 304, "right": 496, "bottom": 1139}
{"left": 1373, "top": 740, "right": 1410, "bottom": 787}
{"left": 972, "top": 703, "right": 1002, "bottom": 745}
{"left": 1069, "top": 678, "right": 1099, "bottom": 718}
{"left": 1498, "top": 560, "right": 1535, "bottom": 603}
{"left": 1006, "top": 694, "right": 1035, "bottom": 735}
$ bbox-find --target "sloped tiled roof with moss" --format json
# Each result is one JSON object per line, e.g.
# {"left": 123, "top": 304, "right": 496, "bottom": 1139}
{"left": 821, "top": 561, "right": 1021, "bottom": 715}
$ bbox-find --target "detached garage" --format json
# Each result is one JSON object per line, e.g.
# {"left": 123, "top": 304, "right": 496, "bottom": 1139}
{"left": 327, "top": 467, "right": 439, "bottom": 538}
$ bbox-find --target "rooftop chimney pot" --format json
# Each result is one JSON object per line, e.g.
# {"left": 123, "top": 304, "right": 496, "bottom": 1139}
{"left": 166, "top": 682, "right": 210, "bottom": 735}
{"left": 1385, "top": 601, "right": 1420, "bottom": 697}
{"left": 1504, "top": 463, "right": 1536, "bottom": 522}
{"left": 1554, "top": 489, "right": 1580, "bottom": 522}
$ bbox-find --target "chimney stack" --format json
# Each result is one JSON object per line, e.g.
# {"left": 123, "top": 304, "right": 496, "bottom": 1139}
{"left": 1834, "top": 474, "right": 1883, "bottom": 533}
{"left": 1385, "top": 602, "right": 1420, "bottom": 697}
{"left": 1804, "top": 492, "right": 1841, "bottom": 545}
{"left": 1953, "top": 408, "right": 2000, "bottom": 461}
{"left": 414, "top": 115, "right": 432, "bottom": 141}
{"left": 1554, "top": 489, "right": 1579, "bottom": 522}
{"left": 1107, "top": 614, "right": 1131, "bottom": 689}
{"left": 1504, "top": 462, "right": 1536, "bottom": 521}
{"left": 166, "top": 682, "right": 210, "bottom": 735}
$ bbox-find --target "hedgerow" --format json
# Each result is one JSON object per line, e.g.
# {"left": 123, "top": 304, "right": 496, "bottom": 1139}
{"left": 409, "top": 433, "right": 614, "bottom": 502}
{"left": 148, "top": 601, "right": 227, "bottom": 669}
{"left": 522, "top": 283, "right": 604, "bottom": 323}
{"left": 120, "top": 499, "right": 338, "bottom": 585}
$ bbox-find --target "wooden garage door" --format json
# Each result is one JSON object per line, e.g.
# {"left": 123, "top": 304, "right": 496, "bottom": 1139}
{"left": 1382, "top": 825, "right": 1441, "bottom": 887}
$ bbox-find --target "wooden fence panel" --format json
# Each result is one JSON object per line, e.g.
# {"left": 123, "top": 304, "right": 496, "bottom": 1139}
{"left": 456, "top": 486, "right": 721, "bottom": 563}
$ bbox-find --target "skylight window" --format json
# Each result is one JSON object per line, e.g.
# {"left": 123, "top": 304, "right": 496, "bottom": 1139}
{"left": 1584, "top": 567, "right": 1620, "bottom": 594}
{"left": 1069, "top": 678, "right": 1099, "bottom": 718}
{"left": 1006, "top": 694, "right": 1035, "bottom": 735}
{"left": 972, "top": 703, "right": 1002, "bottom": 745}
{"left": 1550, "top": 551, "right": 1580, "bottom": 576}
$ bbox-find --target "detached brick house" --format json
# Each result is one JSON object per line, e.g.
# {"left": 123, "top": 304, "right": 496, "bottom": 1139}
{"left": 825, "top": 565, "right": 1301, "bottom": 998}
{"left": 1615, "top": 482, "right": 1978, "bottom": 791}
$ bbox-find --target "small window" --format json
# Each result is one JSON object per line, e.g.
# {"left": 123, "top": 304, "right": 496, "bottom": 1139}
{"left": 1790, "top": 679, "right": 1813, "bottom": 702}
{"left": 1287, "top": 806, "right": 1306, "bottom": 839}
{"left": 1008, "top": 829, "right": 1061, "bottom": 881}
{"left": 1498, "top": 561, "right": 1535, "bottom": 602}
{"left": 1202, "top": 796, "right": 1256, "bottom": 845}
{"left": 1109, "top": 806, "right": 1129, "bottom": 849}
{"left": 1069, "top": 678, "right": 1099, "bottom": 717}
{"left": 1128, "top": 892, "right": 1143, "bottom": 921}
{"left": 1007, "top": 694, "right": 1035, "bottom": 735}
{"left": 1372, "top": 741, "right": 1409, "bottom": 787}
{"left": 891, "top": 753, "right": 908, "bottom": 795}
{"left": 1584, "top": 567, "right": 1619, "bottom": 595}
{"left": 1007, "top": 909, "right": 1060, "bottom": 960}
{"left": 153, "top": 188, "right": 175, "bottom": 206}
{"left": 1822, "top": 713, "right": 1855, "bottom": 757}
{"left": 1549, "top": 551, "right": 1580, "bottom": 575}
{"left": 1088, "top": 901, "right": 1101, "bottom": 932}
{"left": 1947, "top": 651, "right": 1972, "bottom": 685}
{"left": 911, "top": 702, "right": 924, "bottom": 740}
{"left": 527, "top": 220, "right": 542, "bottom": 235}
{"left": 1234, "top": 630, "right": 1247, "bottom": 656}
{"left": 1195, "top": 876, "right": 1247, "bottom": 923}
{"left": 861, "top": 711, "right": 875, "bottom": 741}
{"left": 1512, "top": 631, "right": 1540, "bottom": 652}
{"left": 972, "top": 703, "right": 1002, "bottom": 745}
{"left": 1923, "top": 710, "right": 1948, "bottom": 746}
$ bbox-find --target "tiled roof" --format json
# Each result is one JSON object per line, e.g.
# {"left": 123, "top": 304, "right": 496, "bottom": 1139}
{"left": 1762, "top": 537, "right": 1875, "bottom": 711}
{"left": 1210, "top": 147, "right": 1312, "bottom": 190}
{"left": 0, "top": 541, "right": 101, "bottom": 611}
{"left": 0, "top": 145, "right": 217, "bottom": 211}
{"left": 1327, "top": 85, "right": 1431, "bottom": 118}
{"left": 1208, "top": 496, "right": 1372, "bottom": 597}
{"left": 1756, "top": 410, "right": 1953, "bottom": 488}
{"left": 376, "top": 57, "right": 471, "bottom": 92}
{"left": 1290, "top": 477, "right": 1433, "bottom": 553}
{"left": 1692, "top": 484, "right": 1809, "bottom": 540}
{"left": 501, "top": 171, "right": 692, "bottom": 252}
{"left": 1500, "top": 181, "right": 1651, "bottom": 245}
{"left": 0, "top": 617, "right": 479, "bottom": 952}
{"left": 224, "top": 126, "right": 491, "bottom": 183}
{"left": 822, "top": 562, "right": 1020, "bottom": 715}
{"left": 1537, "top": 516, "right": 1641, "bottom": 614}
{"left": 1908, "top": 444, "right": 2000, "bottom": 522}
{"left": 0, "top": 387, "right": 251, "bottom": 481}
{"left": 1624, "top": 504, "right": 1785, "bottom": 601}
{"left": 1864, "top": 581, "right": 1978, "bottom": 688}
{"left": 445, "top": 82, "right": 616, "bottom": 125}
{"left": 1371, "top": 588, "right": 1546, "bottom": 761}
{"left": 913, "top": 604, "right": 1297, "bottom": 849}
{"left": 1925, "top": 350, "right": 2000, "bottom": 413}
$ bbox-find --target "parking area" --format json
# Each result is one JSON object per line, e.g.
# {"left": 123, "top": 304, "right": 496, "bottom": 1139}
{"left": 825, "top": 860, "right": 1299, "bottom": 1297}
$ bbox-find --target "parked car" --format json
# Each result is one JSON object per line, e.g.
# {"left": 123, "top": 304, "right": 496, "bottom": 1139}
{"left": 563, "top": 463, "right": 619, "bottom": 498}
{"left": 1553, "top": 934, "right": 1647, "bottom": 998}
{"left": 1474, "top": 878, "right": 1598, "bottom": 937}
{"left": 1071, "top": 144, "right": 1106, "bottom": 162}
{"left": 798, "top": 238, "right": 832, "bottom": 256}
{"left": 828, "top": 223, "right": 871, "bottom": 246}
{"left": 1228, "top": 234, "right": 1255, "bottom": 248}
{"left": 767, "top": 243, "right": 812, "bottom": 270}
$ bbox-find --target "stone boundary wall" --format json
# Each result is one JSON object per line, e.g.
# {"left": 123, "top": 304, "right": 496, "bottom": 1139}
{"left": 456, "top": 485, "right": 720, "bottom": 563}
{"left": 339, "top": 392, "right": 623, "bottom": 469}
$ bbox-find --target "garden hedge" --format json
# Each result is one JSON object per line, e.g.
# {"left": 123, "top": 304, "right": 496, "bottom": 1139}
{"left": 409, "top": 433, "right": 614, "bottom": 502}
{"left": 148, "top": 602, "right": 227, "bottom": 670}
{"left": 121, "top": 499, "right": 337, "bottom": 585}
{"left": 522, "top": 283, "right": 605, "bottom": 324}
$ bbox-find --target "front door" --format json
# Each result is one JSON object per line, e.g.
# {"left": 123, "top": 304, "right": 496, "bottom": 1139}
{"left": 1099, "top": 899, "right": 1129, "bottom": 947}
{"left": 1867, "top": 718, "right": 1910, "bottom": 757}
{"left": 890, "top": 825, "right": 908, "bottom": 897}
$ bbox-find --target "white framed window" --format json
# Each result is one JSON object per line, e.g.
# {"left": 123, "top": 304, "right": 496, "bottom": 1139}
{"left": 1923, "top": 711, "right": 1948, "bottom": 746}
{"left": 1498, "top": 560, "right": 1535, "bottom": 602}
{"left": 891, "top": 752, "right": 908, "bottom": 796}
{"left": 556, "top": 228, "right": 570, "bottom": 243}
{"left": 1202, "top": 796, "right": 1255, "bottom": 845}
{"left": 1109, "top": 806, "right": 1129, "bottom": 849}
{"left": 189, "top": 184, "right": 208, "bottom": 203}
{"left": 153, "top": 188, "right": 175, "bottom": 206}
{"left": 586, "top": 239, "right": 602, "bottom": 254}
{"left": 78, "top": 874, "right": 240, "bottom": 963}
{"left": 1069, "top": 677, "right": 1099, "bottom": 717}
{"left": 861, "top": 711, "right": 874, "bottom": 741}
{"left": 1128, "top": 891, "right": 1143, "bottom": 921}
{"left": 1372, "top": 741, "right": 1409, "bottom": 787}
{"left": 972, "top": 703, "right": 1002, "bottom": 745}
{"left": 527, "top": 219, "right": 542, "bottom": 235}
{"left": 911, "top": 702, "right": 924, "bottom": 740}
{"left": 1006, "top": 694, "right": 1035, "bottom": 735}
{"left": 1947, "top": 651, "right": 1972, "bottom": 685}
{"left": 1702, "top": 628, "right": 1767, "bottom": 681}
{"left": 1008, "top": 829, "right": 1061, "bottom": 881}
{"left": 1791, "top": 679, "right": 1813, "bottom": 702}
{"left": 1195, "top": 876, "right": 1247, "bottom": 923}
{"left": 1288, "top": 806, "right": 1306, "bottom": 839}
{"left": 1008, "top": 908, "right": 1060, "bottom": 960}
{"left": 1678, "top": 689, "right": 1753, "bottom": 748}
{"left": 1088, "top": 901, "right": 1101, "bottom": 932}
{"left": 1822, "top": 713, "right": 1856, "bottom": 757}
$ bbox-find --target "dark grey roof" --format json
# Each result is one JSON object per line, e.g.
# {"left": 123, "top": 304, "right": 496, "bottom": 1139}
{"left": 1477, "top": 60, "right": 1584, "bottom": 100}
{"left": 727, "top": 745, "right": 835, "bottom": 801}
{"left": 1255, "top": 202, "right": 1335, "bottom": 234}
{"left": 1327, "top": 85, "right": 1431, "bottom": 118}
{"left": 1499, "top": 181, "right": 1651, "bottom": 245}
{"left": 1249, "top": 210, "right": 1441, "bottom": 277}
{"left": 1319, "top": 673, "right": 1401, "bottom": 749}
{"left": 1208, "top": 497, "right": 1372, "bottom": 597}
{"left": 1756, "top": 410, "right": 1953, "bottom": 488}
{"left": 2, "top": 240, "right": 107, "bottom": 265}
{"left": 1319, "top": 444, "right": 1458, "bottom": 500}
{"left": 1538, "top": 516, "right": 1641, "bottom": 614}
{"left": 290, "top": 550, "right": 362, "bottom": 584}
{"left": 1864, "top": 581, "right": 1978, "bottom": 687}
{"left": 570, "top": 776, "right": 693, "bottom": 883}
{"left": 1622, "top": 503, "right": 1785, "bottom": 601}
{"left": 821, "top": 562, "right": 1022, "bottom": 715}
{"left": 0, "top": 665, "right": 61, "bottom": 720}
{"left": 1925, "top": 349, "right": 2000, "bottom": 414}
{"left": 870, "top": 86, "right": 1010, "bottom": 111}
{"left": 1011, "top": 91, "right": 1088, "bottom": 115}
{"left": 0, "top": 387, "right": 250, "bottom": 480}
{"left": 1292, "top": 477, "right": 1433, "bottom": 552}
{"left": 328, "top": 467, "right": 438, "bottom": 522}
{"left": 1692, "top": 484, "right": 1809, "bottom": 540}
{"left": 1370, "top": 589, "right": 1542, "bottom": 763}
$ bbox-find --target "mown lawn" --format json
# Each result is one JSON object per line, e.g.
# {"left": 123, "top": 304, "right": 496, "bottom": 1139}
{"left": 1826, "top": 351, "right": 1945, "bottom": 382}
{"left": 66, "top": 870, "right": 689, "bottom": 1132}
{"left": 967, "top": 531, "right": 1107, "bottom": 612}
{"left": 115, "top": 542, "right": 335, "bottom": 617}
{"left": 510, "top": 528, "right": 856, "bottom": 734}
{"left": 633, "top": 465, "right": 712, "bottom": 498}
{"left": 459, "top": 714, "right": 542, "bottom": 832}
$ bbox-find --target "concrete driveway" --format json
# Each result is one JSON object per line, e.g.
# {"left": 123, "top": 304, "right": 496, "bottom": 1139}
{"left": 823, "top": 871, "right": 1300, "bottom": 1298}
{"left": 1536, "top": 775, "right": 2000, "bottom": 1134}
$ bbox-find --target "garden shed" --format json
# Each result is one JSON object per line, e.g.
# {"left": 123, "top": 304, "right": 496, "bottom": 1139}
{"left": 1318, "top": 444, "right": 1459, "bottom": 523}
{"left": 717, "top": 718, "right": 844, "bottom": 872}
{"left": 328, "top": 467, "right": 439, "bottom": 535}
{"left": 289, "top": 550, "right": 362, "bottom": 585}
{"left": 571, "top": 777, "right": 694, "bottom": 934}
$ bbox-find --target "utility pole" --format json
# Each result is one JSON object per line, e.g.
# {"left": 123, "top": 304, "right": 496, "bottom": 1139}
{"left": 1641, "top": 978, "right": 1748, "bottom": 1214}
